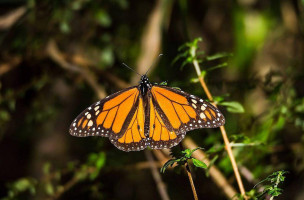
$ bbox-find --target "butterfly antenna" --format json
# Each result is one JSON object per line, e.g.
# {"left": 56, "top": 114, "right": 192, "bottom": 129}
{"left": 122, "top": 63, "right": 141, "bottom": 76}
{"left": 145, "top": 54, "right": 163, "bottom": 75}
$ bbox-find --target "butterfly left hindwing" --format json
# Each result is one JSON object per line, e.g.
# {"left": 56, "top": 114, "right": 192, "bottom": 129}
{"left": 110, "top": 96, "right": 147, "bottom": 151}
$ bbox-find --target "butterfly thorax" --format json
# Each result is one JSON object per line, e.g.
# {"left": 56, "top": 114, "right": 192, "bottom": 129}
{"left": 139, "top": 75, "right": 152, "bottom": 96}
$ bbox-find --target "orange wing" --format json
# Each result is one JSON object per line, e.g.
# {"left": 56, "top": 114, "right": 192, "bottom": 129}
{"left": 149, "top": 86, "right": 224, "bottom": 147}
{"left": 69, "top": 87, "right": 141, "bottom": 140}
{"left": 148, "top": 96, "right": 185, "bottom": 149}
{"left": 111, "top": 97, "right": 147, "bottom": 151}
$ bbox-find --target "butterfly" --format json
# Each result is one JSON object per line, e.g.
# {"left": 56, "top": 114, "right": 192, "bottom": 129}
{"left": 69, "top": 74, "right": 225, "bottom": 152}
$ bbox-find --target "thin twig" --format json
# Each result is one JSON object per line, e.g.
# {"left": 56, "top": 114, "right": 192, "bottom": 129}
{"left": 179, "top": 143, "right": 198, "bottom": 200}
{"left": 192, "top": 58, "right": 247, "bottom": 198}
{"left": 182, "top": 138, "right": 237, "bottom": 199}
{"left": 185, "top": 164, "right": 198, "bottom": 200}
{"left": 145, "top": 150, "right": 170, "bottom": 200}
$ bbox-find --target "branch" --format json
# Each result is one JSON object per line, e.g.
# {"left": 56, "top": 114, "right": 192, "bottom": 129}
{"left": 0, "top": 56, "right": 21, "bottom": 76}
{"left": 131, "top": 0, "right": 166, "bottom": 84}
{"left": 145, "top": 150, "right": 171, "bottom": 200}
{"left": 0, "top": 6, "right": 27, "bottom": 30}
{"left": 192, "top": 58, "right": 247, "bottom": 198}
{"left": 46, "top": 40, "right": 106, "bottom": 99}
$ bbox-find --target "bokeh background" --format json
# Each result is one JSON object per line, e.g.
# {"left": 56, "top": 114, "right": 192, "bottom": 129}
{"left": 0, "top": 0, "right": 303, "bottom": 199}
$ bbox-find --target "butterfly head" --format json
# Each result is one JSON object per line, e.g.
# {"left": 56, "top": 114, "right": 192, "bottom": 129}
{"left": 139, "top": 75, "right": 152, "bottom": 96}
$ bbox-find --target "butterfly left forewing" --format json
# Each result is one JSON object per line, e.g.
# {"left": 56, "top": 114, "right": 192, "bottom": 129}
{"left": 69, "top": 86, "right": 140, "bottom": 139}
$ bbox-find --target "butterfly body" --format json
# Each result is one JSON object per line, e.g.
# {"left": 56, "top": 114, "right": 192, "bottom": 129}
{"left": 70, "top": 75, "right": 225, "bottom": 152}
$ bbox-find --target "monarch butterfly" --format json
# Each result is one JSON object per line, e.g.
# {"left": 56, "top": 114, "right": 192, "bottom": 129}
{"left": 69, "top": 74, "right": 225, "bottom": 152}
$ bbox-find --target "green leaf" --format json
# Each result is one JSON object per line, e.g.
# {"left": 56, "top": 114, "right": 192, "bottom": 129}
{"left": 159, "top": 81, "right": 168, "bottom": 86}
{"left": 60, "top": 21, "right": 70, "bottom": 34}
{"left": 96, "top": 152, "right": 106, "bottom": 169}
{"left": 45, "top": 183, "right": 54, "bottom": 195}
{"left": 207, "top": 62, "right": 228, "bottom": 72}
{"left": 200, "top": 70, "right": 206, "bottom": 78}
{"left": 181, "top": 149, "right": 192, "bottom": 158}
{"left": 190, "top": 147, "right": 204, "bottom": 154}
{"left": 160, "top": 159, "right": 177, "bottom": 173}
{"left": 95, "top": 10, "right": 112, "bottom": 27}
{"left": 190, "top": 78, "right": 199, "bottom": 83}
{"left": 192, "top": 158, "right": 207, "bottom": 169}
{"left": 43, "top": 162, "right": 51, "bottom": 175}
{"left": 0, "top": 110, "right": 10, "bottom": 121}
{"left": 219, "top": 101, "right": 245, "bottom": 113}
{"left": 205, "top": 52, "right": 233, "bottom": 61}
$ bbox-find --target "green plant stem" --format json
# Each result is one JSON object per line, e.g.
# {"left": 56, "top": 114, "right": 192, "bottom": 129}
{"left": 192, "top": 59, "right": 247, "bottom": 198}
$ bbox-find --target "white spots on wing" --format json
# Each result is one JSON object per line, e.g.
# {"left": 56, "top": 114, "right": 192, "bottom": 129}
{"left": 94, "top": 106, "right": 100, "bottom": 111}
{"left": 190, "top": 95, "right": 195, "bottom": 98}
{"left": 199, "top": 99, "right": 204, "bottom": 102}
{"left": 200, "top": 113, "right": 206, "bottom": 119}
{"left": 73, "top": 123, "right": 76, "bottom": 127}
{"left": 92, "top": 128, "right": 95, "bottom": 131}
{"left": 201, "top": 105, "right": 206, "bottom": 111}
{"left": 192, "top": 103, "right": 197, "bottom": 108}
{"left": 191, "top": 99, "right": 197, "bottom": 104}
{"left": 87, "top": 114, "right": 91, "bottom": 119}
{"left": 85, "top": 112, "right": 89, "bottom": 115}
{"left": 217, "top": 113, "right": 221, "bottom": 117}
{"left": 88, "top": 120, "right": 93, "bottom": 127}
{"left": 198, "top": 120, "right": 202, "bottom": 123}
{"left": 88, "top": 107, "right": 92, "bottom": 110}
{"left": 95, "top": 110, "right": 100, "bottom": 115}
{"left": 203, "top": 104, "right": 207, "bottom": 107}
